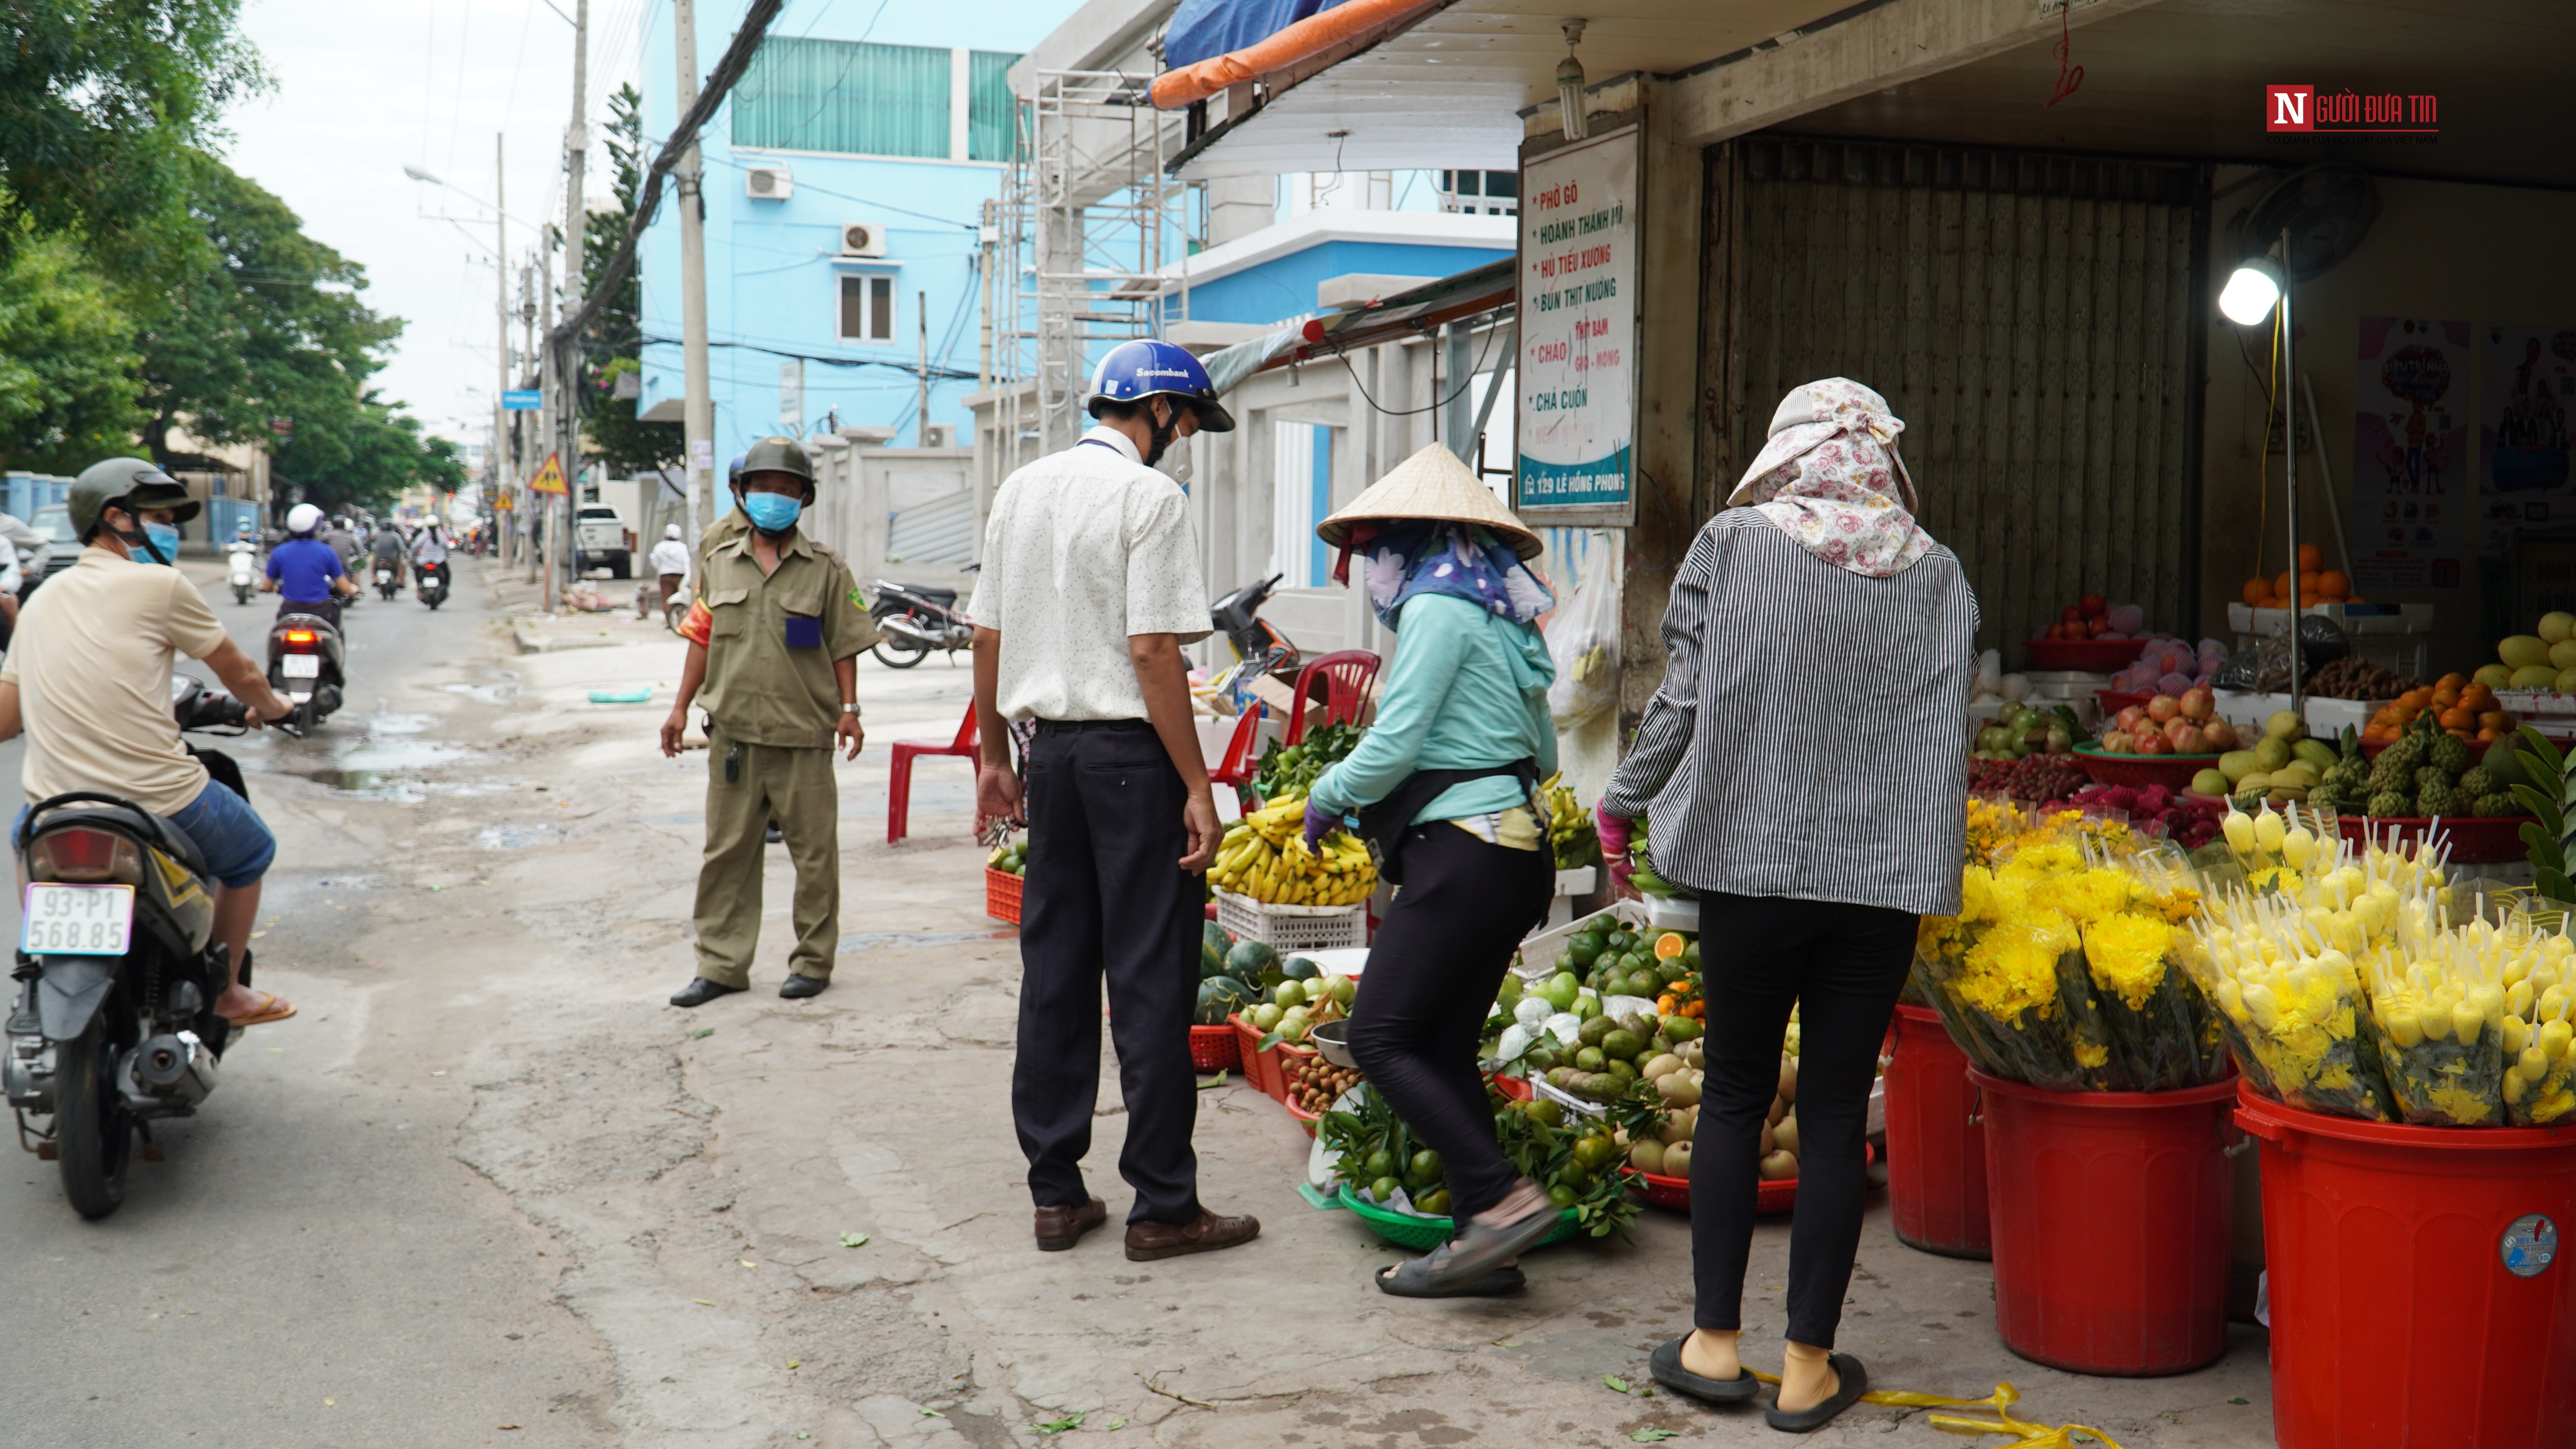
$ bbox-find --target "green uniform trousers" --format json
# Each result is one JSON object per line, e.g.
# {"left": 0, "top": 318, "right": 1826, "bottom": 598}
{"left": 693, "top": 728, "right": 840, "bottom": 986}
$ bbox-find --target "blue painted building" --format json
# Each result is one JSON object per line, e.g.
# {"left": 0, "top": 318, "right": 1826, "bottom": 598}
{"left": 636, "top": 2, "right": 1065, "bottom": 455}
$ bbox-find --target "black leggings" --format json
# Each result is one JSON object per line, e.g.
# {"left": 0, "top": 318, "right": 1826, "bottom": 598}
{"left": 1346, "top": 823, "right": 1552, "bottom": 1225}
{"left": 1689, "top": 893, "right": 1916, "bottom": 1349}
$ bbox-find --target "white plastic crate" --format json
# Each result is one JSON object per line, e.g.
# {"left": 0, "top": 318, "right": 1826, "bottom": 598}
{"left": 1214, "top": 890, "right": 1368, "bottom": 952}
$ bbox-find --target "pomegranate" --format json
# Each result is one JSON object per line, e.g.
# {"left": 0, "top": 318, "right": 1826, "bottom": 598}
{"left": 2170, "top": 724, "right": 2210, "bottom": 753}
{"left": 2202, "top": 718, "right": 2240, "bottom": 750}
{"left": 2062, "top": 605, "right": 2084, "bottom": 624}
{"left": 2136, "top": 733, "right": 2175, "bottom": 756}
{"left": 2146, "top": 694, "right": 2183, "bottom": 724}
{"left": 2116, "top": 705, "right": 2148, "bottom": 732}
{"left": 2179, "top": 686, "right": 2216, "bottom": 721}
{"left": 2102, "top": 731, "right": 2138, "bottom": 755}
{"left": 2079, "top": 593, "right": 2107, "bottom": 615}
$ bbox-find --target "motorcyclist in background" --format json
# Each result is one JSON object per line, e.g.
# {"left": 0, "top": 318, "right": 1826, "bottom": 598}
{"left": 321, "top": 515, "right": 363, "bottom": 576}
{"left": 0, "top": 459, "right": 299, "bottom": 1027}
{"left": 263, "top": 503, "right": 359, "bottom": 627}
{"left": 366, "top": 519, "right": 407, "bottom": 587}
{"left": 412, "top": 519, "right": 451, "bottom": 570}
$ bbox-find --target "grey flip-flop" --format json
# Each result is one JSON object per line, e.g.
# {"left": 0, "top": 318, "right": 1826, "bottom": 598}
{"left": 1422, "top": 1192, "right": 1561, "bottom": 1291}
{"left": 1375, "top": 1260, "right": 1525, "bottom": 1297}
{"left": 1765, "top": 1353, "right": 1868, "bottom": 1433}
{"left": 1648, "top": 1337, "right": 1762, "bottom": 1404}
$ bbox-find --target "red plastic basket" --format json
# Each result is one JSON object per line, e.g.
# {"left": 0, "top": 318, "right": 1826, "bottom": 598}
{"left": 2333, "top": 812, "right": 2538, "bottom": 865}
{"left": 984, "top": 866, "right": 1023, "bottom": 924}
{"left": 1190, "top": 1023, "right": 1240, "bottom": 1073}
{"left": 1227, "top": 1013, "right": 1315, "bottom": 1106}
{"left": 2095, "top": 689, "right": 2154, "bottom": 716}
{"left": 2025, "top": 638, "right": 2148, "bottom": 672}
{"left": 1283, "top": 1094, "right": 1321, "bottom": 1138}
{"left": 1631, "top": 1143, "right": 1871, "bottom": 1215}
{"left": 2070, "top": 743, "right": 2223, "bottom": 790}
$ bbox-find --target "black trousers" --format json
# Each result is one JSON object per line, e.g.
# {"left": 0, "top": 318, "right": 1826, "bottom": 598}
{"left": 1346, "top": 823, "right": 1553, "bottom": 1225}
{"left": 1689, "top": 893, "right": 1917, "bottom": 1349}
{"left": 276, "top": 597, "right": 340, "bottom": 630}
{"left": 1012, "top": 720, "right": 1204, "bottom": 1225}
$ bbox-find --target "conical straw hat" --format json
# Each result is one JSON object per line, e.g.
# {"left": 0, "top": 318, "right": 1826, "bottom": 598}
{"left": 1315, "top": 443, "right": 1543, "bottom": 560}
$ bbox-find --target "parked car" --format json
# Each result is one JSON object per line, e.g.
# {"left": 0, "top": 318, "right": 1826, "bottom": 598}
{"left": 574, "top": 505, "right": 635, "bottom": 579}
{"left": 20, "top": 504, "right": 81, "bottom": 598}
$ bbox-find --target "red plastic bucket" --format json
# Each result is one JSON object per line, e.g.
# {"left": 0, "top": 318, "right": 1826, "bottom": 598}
{"left": 1884, "top": 1003, "right": 1992, "bottom": 1259}
{"left": 2235, "top": 1085, "right": 2576, "bottom": 1448}
{"left": 1974, "top": 1068, "right": 2236, "bottom": 1375}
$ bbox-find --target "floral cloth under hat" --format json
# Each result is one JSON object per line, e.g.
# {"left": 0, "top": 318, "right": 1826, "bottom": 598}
{"left": 1727, "top": 378, "right": 1932, "bottom": 579}
{"left": 1347, "top": 520, "right": 1555, "bottom": 630}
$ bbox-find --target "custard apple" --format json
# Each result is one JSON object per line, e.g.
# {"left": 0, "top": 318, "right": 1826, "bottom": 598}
{"left": 2367, "top": 790, "right": 2412, "bottom": 818}
{"left": 2473, "top": 792, "right": 2518, "bottom": 818}
{"left": 2430, "top": 733, "right": 2473, "bottom": 776}
{"left": 2416, "top": 783, "right": 2459, "bottom": 818}
{"left": 2458, "top": 767, "right": 2496, "bottom": 798}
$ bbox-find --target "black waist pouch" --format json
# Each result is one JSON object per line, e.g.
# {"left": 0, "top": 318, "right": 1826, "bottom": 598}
{"left": 1352, "top": 758, "right": 1537, "bottom": 887}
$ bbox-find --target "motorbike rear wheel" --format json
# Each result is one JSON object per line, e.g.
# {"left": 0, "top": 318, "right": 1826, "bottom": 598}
{"left": 871, "top": 638, "right": 930, "bottom": 669}
{"left": 55, "top": 1017, "right": 134, "bottom": 1220}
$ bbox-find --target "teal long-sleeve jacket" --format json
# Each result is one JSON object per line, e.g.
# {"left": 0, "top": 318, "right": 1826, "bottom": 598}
{"left": 1308, "top": 592, "right": 1557, "bottom": 826}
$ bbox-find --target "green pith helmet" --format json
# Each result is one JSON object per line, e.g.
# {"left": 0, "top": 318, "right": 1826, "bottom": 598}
{"left": 70, "top": 458, "right": 202, "bottom": 539}
{"left": 736, "top": 435, "right": 815, "bottom": 487}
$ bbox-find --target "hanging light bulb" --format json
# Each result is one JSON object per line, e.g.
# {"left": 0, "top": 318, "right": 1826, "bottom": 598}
{"left": 2218, "top": 256, "right": 2285, "bottom": 326}
{"left": 1557, "top": 18, "right": 1589, "bottom": 142}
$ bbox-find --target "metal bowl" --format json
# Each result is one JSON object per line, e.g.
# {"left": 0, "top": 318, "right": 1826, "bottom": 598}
{"left": 1310, "top": 1018, "right": 1359, "bottom": 1070}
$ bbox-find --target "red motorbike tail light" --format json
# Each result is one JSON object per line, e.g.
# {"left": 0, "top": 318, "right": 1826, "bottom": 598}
{"left": 283, "top": 629, "right": 318, "bottom": 646}
{"left": 28, "top": 827, "right": 145, "bottom": 885}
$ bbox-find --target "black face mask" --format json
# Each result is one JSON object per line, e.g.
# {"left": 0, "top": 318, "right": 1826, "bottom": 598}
{"left": 1142, "top": 402, "right": 1182, "bottom": 469}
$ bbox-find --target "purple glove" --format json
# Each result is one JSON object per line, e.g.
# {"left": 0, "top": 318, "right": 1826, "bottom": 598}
{"left": 1597, "top": 805, "right": 1635, "bottom": 888}
{"left": 1303, "top": 800, "right": 1338, "bottom": 852}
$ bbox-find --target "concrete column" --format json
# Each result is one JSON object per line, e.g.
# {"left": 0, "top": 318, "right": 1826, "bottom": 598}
{"left": 1204, "top": 175, "right": 1275, "bottom": 249}
{"left": 1616, "top": 78, "right": 1709, "bottom": 734}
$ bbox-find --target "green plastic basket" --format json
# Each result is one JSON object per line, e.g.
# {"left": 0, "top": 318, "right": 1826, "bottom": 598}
{"left": 1332, "top": 1184, "right": 1585, "bottom": 1252}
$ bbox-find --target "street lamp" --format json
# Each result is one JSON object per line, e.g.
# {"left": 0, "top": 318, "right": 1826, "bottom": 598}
{"left": 2222, "top": 233, "right": 2302, "bottom": 707}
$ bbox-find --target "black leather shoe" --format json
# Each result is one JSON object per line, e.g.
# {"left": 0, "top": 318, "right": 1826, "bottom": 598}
{"left": 670, "top": 978, "right": 745, "bottom": 1008}
{"left": 778, "top": 974, "right": 828, "bottom": 999}
{"left": 764, "top": 822, "right": 784, "bottom": 844}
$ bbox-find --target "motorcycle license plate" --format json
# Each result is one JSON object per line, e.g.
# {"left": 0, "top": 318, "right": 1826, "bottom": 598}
{"left": 282, "top": 653, "right": 322, "bottom": 678}
{"left": 22, "top": 884, "right": 135, "bottom": 956}
{"left": 377, "top": 570, "right": 393, "bottom": 582}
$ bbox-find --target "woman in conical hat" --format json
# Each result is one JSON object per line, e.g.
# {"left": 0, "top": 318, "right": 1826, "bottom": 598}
{"left": 1303, "top": 443, "right": 1562, "bottom": 1298}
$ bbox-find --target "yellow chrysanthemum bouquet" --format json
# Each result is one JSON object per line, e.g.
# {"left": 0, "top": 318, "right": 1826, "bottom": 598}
{"left": 1914, "top": 815, "right": 2229, "bottom": 1092}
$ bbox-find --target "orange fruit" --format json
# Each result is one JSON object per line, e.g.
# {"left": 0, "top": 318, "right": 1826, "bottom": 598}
{"left": 2439, "top": 707, "right": 2475, "bottom": 730}
{"left": 2274, "top": 571, "right": 2294, "bottom": 600}
{"left": 2298, "top": 543, "right": 2323, "bottom": 571}
{"left": 2319, "top": 570, "right": 2351, "bottom": 599}
{"left": 1653, "top": 932, "right": 1688, "bottom": 961}
{"left": 2242, "top": 578, "right": 2267, "bottom": 606}
{"left": 2437, "top": 672, "right": 2469, "bottom": 689}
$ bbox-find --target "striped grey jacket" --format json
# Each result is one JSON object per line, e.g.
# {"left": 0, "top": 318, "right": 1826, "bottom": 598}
{"left": 1599, "top": 509, "right": 1976, "bottom": 918}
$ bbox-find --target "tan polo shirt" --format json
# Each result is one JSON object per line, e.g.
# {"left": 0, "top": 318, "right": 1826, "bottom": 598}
{"left": 696, "top": 529, "right": 875, "bottom": 747}
{"left": 0, "top": 548, "right": 231, "bottom": 815}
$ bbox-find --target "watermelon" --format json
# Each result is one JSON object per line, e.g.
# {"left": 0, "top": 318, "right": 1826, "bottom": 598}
{"left": 1195, "top": 976, "right": 1253, "bottom": 1027}
{"left": 1225, "top": 939, "right": 1279, "bottom": 982}
{"left": 1202, "top": 920, "right": 1232, "bottom": 956}
{"left": 1280, "top": 955, "right": 1321, "bottom": 981}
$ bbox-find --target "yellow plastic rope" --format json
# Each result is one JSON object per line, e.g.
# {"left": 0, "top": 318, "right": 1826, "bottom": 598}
{"left": 1746, "top": 1373, "right": 2127, "bottom": 1449}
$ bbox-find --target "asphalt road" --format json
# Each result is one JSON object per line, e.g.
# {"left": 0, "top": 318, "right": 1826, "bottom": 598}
{"left": 0, "top": 558, "right": 615, "bottom": 1447}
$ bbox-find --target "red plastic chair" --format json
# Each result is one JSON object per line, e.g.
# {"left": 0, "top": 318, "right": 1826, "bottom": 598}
{"left": 887, "top": 703, "right": 978, "bottom": 843}
{"left": 1285, "top": 650, "right": 1381, "bottom": 744}
{"left": 1208, "top": 703, "right": 1268, "bottom": 807}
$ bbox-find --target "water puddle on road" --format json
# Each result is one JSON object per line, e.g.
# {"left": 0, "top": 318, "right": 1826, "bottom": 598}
{"left": 437, "top": 680, "right": 522, "bottom": 706}
{"left": 258, "top": 713, "right": 495, "bottom": 801}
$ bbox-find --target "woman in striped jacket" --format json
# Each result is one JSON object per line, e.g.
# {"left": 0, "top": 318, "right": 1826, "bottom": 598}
{"left": 1601, "top": 379, "right": 1976, "bottom": 1431}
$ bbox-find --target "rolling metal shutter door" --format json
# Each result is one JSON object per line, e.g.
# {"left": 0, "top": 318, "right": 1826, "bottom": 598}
{"left": 1717, "top": 138, "right": 2210, "bottom": 653}
{"left": 887, "top": 490, "right": 977, "bottom": 565}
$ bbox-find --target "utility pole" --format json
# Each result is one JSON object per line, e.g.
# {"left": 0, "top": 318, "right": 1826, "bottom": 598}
{"left": 917, "top": 289, "right": 932, "bottom": 446}
{"left": 535, "top": 239, "right": 554, "bottom": 588}
{"left": 549, "top": 0, "right": 590, "bottom": 613}
{"left": 674, "top": 0, "right": 715, "bottom": 544}
{"left": 493, "top": 132, "right": 511, "bottom": 561}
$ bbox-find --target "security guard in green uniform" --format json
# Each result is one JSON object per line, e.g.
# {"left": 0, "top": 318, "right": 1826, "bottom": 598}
{"left": 660, "top": 437, "right": 874, "bottom": 1005}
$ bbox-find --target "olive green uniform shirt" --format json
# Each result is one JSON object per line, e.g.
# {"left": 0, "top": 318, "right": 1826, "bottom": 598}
{"left": 696, "top": 529, "right": 875, "bottom": 748}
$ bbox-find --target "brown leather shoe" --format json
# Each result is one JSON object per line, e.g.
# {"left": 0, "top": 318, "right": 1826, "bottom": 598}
{"left": 1034, "top": 1197, "right": 1107, "bottom": 1252}
{"left": 1124, "top": 1210, "right": 1260, "bottom": 1262}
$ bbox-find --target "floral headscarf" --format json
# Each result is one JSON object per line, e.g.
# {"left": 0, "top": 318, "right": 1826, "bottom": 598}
{"left": 1339, "top": 520, "right": 1555, "bottom": 630}
{"left": 1728, "top": 378, "right": 1931, "bottom": 578}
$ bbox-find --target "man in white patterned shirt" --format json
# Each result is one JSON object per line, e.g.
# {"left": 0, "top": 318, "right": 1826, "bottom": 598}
{"left": 971, "top": 340, "right": 1260, "bottom": 1264}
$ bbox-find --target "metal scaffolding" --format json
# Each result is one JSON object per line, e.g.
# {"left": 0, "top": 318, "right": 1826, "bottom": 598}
{"left": 992, "top": 69, "right": 1195, "bottom": 458}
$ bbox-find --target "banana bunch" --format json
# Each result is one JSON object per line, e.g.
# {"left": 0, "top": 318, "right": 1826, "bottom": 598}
{"left": 1211, "top": 794, "right": 1377, "bottom": 906}
{"left": 1540, "top": 770, "right": 1598, "bottom": 870}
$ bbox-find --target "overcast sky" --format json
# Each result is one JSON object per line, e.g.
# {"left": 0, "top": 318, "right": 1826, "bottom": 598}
{"left": 219, "top": 0, "right": 1069, "bottom": 452}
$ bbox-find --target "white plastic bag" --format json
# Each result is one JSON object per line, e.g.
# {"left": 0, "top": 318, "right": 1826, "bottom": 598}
{"left": 1545, "top": 567, "right": 1620, "bottom": 725}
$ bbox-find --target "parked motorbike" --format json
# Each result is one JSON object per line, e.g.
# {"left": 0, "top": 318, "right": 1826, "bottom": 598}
{"left": 266, "top": 609, "right": 346, "bottom": 733}
{"left": 868, "top": 579, "right": 975, "bottom": 669}
{"left": 7, "top": 677, "right": 253, "bottom": 1219}
{"left": 415, "top": 559, "right": 449, "bottom": 611}
{"left": 226, "top": 542, "right": 258, "bottom": 605}
{"left": 662, "top": 576, "right": 693, "bottom": 635}
{"left": 1209, "top": 572, "right": 1301, "bottom": 688}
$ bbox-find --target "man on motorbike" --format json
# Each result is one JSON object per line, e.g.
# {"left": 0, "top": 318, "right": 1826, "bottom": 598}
{"left": 367, "top": 521, "right": 407, "bottom": 587}
{"left": 0, "top": 458, "right": 299, "bottom": 1027}
{"left": 263, "top": 503, "right": 358, "bottom": 627}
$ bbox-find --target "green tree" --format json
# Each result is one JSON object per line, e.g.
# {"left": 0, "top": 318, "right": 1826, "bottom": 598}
{"left": 0, "top": 223, "right": 148, "bottom": 471}
{"left": 0, "top": 1, "right": 264, "bottom": 289}
{"left": 134, "top": 154, "right": 400, "bottom": 465}
{"left": 580, "top": 82, "right": 680, "bottom": 477}
{"left": 277, "top": 391, "right": 464, "bottom": 516}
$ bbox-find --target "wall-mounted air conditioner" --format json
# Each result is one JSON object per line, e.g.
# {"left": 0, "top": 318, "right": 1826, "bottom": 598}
{"left": 839, "top": 222, "right": 887, "bottom": 258}
{"left": 922, "top": 423, "right": 957, "bottom": 447}
{"left": 745, "top": 165, "right": 792, "bottom": 200}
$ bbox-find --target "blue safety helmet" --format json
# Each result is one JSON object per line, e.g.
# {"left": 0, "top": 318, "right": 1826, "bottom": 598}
{"left": 1086, "top": 340, "right": 1235, "bottom": 433}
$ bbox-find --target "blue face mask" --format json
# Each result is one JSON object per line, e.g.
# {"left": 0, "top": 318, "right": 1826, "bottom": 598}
{"left": 741, "top": 491, "right": 802, "bottom": 533}
{"left": 124, "top": 521, "right": 182, "bottom": 564}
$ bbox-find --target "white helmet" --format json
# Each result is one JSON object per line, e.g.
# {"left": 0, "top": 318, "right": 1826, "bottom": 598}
{"left": 664, "top": 524, "right": 683, "bottom": 540}
{"left": 286, "top": 503, "right": 325, "bottom": 536}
